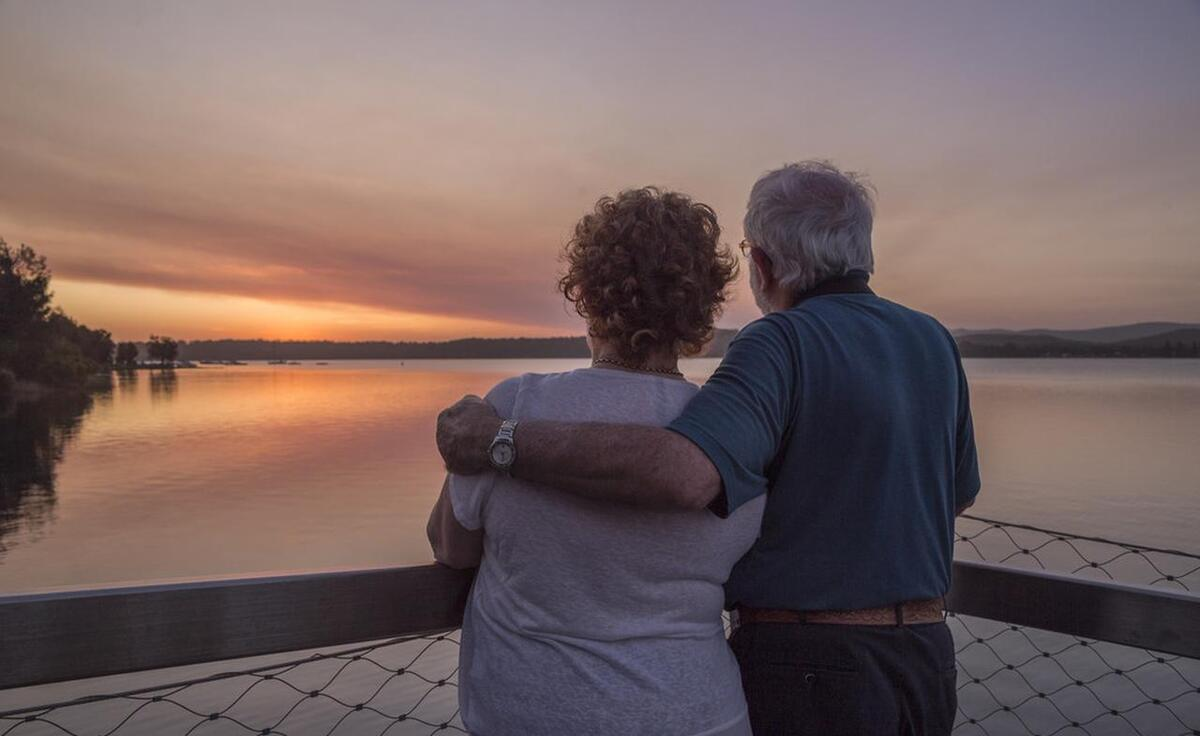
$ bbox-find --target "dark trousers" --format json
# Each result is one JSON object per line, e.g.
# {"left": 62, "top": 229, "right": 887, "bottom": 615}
{"left": 729, "top": 621, "right": 958, "bottom": 736}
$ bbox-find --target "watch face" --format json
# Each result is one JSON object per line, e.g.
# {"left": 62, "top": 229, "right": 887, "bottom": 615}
{"left": 490, "top": 442, "right": 514, "bottom": 467}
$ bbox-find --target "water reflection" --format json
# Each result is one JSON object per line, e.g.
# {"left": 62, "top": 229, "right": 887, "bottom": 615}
{"left": 115, "top": 368, "right": 139, "bottom": 395}
{"left": 148, "top": 369, "right": 178, "bottom": 401}
{"left": 0, "top": 359, "right": 1195, "bottom": 592}
{"left": 0, "top": 391, "right": 94, "bottom": 556}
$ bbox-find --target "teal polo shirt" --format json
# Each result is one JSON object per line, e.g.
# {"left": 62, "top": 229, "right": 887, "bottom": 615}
{"left": 668, "top": 274, "right": 980, "bottom": 611}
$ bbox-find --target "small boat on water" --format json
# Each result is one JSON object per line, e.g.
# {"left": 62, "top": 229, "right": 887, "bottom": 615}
{"left": 267, "top": 360, "right": 288, "bottom": 365}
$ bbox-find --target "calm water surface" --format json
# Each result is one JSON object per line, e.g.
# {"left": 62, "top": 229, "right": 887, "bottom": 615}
{"left": 1, "top": 358, "right": 1197, "bottom": 592}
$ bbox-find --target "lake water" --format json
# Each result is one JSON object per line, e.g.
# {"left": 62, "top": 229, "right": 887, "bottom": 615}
{"left": 1, "top": 358, "right": 1197, "bottom": 593}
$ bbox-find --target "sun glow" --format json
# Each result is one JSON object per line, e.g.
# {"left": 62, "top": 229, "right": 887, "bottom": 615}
{"left": 52, "top": 279, "right": 568, "bottom": 342}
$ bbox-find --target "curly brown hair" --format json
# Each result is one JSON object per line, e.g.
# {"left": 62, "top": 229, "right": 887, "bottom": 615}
{"left": 558, "top": 187, "right": 738, "bottom": 362}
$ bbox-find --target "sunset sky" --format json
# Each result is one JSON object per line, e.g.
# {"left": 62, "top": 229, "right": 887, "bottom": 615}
{"left": 1, "top": 1, "right": 1197, "bottom": 341}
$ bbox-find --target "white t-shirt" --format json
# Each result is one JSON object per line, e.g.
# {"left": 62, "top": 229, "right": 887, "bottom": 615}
{"left": 450, "top": 368, "right": 766, "bottom": 736}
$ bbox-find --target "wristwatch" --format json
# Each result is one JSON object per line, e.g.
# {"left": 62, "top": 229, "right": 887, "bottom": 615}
{"left": 488, "top": 419, "right": 519, "bottom": 472}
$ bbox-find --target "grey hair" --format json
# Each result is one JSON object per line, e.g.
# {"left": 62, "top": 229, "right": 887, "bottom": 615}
{"left": 743, "top": 160, "right": 876, "bottom": 294}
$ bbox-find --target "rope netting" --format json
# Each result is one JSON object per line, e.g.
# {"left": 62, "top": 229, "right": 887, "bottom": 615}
{"left": 1, "top": 516, "right": 1197, "bottom": 735}
{"left": 950, "top": 615, "right": 1199, "bottom": 736}
{"left": 956, "top": 514, "right": 1200, "bottom": 591}
{"left": 0, "top": 634, "right": 465, "bottom": 736}
{"left": 952, "top": 515, "right": 1200, "bottom": 735}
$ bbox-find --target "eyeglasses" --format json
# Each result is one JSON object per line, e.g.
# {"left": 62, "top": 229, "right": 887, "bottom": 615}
{"left": 738, "top": 239, "right": 754, "bottom": 257}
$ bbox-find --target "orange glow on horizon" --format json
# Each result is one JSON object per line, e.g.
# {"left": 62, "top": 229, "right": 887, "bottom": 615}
{"left": 52, "top": 279, "right": 574, "bottom": 342}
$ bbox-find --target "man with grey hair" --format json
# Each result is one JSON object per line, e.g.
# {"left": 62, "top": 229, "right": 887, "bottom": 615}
{"left": 436, "top": 160, "right": 980, "bottom": 735}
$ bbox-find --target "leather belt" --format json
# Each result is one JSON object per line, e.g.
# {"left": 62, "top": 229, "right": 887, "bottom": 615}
{"left": 736, "top": 598, "right": 945, "bottom": 626}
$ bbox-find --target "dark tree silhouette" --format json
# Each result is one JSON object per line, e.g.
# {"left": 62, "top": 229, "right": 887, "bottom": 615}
{"left": 0, "top": 239, "right": 115, "bottom": 387}
{"left": 147, "top": 335, "right": 180, "bottom": 367}
{"left": 115, "top": 342, "right": 140, "bottom": 368}
{"left": 0, "top": 239, "right": 52, "bottom": 338}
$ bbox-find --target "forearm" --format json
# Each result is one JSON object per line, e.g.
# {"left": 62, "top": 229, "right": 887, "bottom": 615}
{"left": 435, "top": 395, "right": 723, "bottom": 511}
{"left": 426, "top": 478, "right": 483, "bottom": 569}
{"left": 511, "top": 421, "right": 720, "bottom": 510}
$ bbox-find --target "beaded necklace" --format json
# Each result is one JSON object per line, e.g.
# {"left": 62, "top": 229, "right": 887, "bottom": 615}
{"left": 592, "top": 356, "right": 684, "bottom": 379}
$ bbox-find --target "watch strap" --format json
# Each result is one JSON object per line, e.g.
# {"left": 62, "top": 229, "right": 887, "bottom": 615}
{"left": 488, "top": 419, "right": 519, "bottom": 471}
{"left": 496, "top": 419, "right": 518, "bottom": 442}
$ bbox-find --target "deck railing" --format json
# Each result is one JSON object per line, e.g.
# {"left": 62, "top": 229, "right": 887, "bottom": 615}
{"left": 1, "top": 516, "right": 1198, "bottom": 735}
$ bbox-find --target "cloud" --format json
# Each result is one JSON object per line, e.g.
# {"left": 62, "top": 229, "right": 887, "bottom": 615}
{"left": 1, "top": 0, "right": 1198, "bottom": 338}
{"left": 0, "top": 134, "right": 579, "bottom": 331}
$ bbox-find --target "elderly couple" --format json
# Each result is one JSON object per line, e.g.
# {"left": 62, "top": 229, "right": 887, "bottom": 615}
{"left": 428, "top": 160, "right": 980, "bottom": 736}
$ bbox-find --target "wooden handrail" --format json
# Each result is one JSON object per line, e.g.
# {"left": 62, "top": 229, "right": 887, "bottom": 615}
{"left": 947, "top": 561, "right": 1200, "bottom": 659}
{"left": 1, "top": 560, "right": 1197, "bottom": 690}
{"left": 0, "top": 565, "right": 473, "bottom": 690}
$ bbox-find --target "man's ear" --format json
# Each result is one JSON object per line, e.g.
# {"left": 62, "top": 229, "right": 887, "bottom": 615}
{"left": 750, "top": 247, "right": 776, "bottom": 291}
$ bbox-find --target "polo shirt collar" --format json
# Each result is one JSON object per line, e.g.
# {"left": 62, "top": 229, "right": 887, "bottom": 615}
{"left": 791, "top": 270, "right": 874, "bottom": 308}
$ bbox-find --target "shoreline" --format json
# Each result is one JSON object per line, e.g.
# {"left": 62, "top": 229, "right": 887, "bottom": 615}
{"left": 2, "top": 356, "right": 1196, "bottom": 403}
{"left": 172, "top": 355, "right": 1200, "bottom": 363}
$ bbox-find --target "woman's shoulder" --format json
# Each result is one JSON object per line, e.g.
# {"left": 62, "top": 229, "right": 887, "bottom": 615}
{"left": 519, "top": 367, "right": 698, "bottom": 390}
{"left": 483, "top": 370, "right": 583, "bottom": 415}
{"left": 484, "top": 376, "right": 524, "bottom": 416}
{"left": 504, "top": 368, "right": 697, "bottom": 422}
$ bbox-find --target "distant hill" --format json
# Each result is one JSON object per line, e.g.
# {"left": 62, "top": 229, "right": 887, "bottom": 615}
{"left": 168, "top": 323, "right": 1198, "bottom": 362}
{"left": 1111, "top": 328, "right": 1200, "bottom": 350}
{"left": 957, "top": 333, "right": 1080, "bottom": 348}
{"left": 955, "top": 322, "right": 1199, "bottom": 344}
{"left": 956, "top": 333, "right": 1095, "bottom": 358}
{"left": 175, "top": 330, "right": 742, "bottom": 361}
{"left": 956, "top": 327, "right": 1200, "bottom": 358}
{"left": 1024, "top": 322, "right": 1199, "bottom": 344}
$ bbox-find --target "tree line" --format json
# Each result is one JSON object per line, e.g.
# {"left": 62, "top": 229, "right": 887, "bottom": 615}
{"left": 174, "top": 331, "right": 740, "bottom": 361}
{"left": 956, "top": 337, "right": 1200, "bottom": 358}
{"left": 0, "top": 240, "right": 181, "bottom": 397}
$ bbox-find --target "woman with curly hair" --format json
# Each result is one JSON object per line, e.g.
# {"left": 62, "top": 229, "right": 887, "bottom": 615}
{"left": 427, "top": 188, "right": 765, "bottom": 735}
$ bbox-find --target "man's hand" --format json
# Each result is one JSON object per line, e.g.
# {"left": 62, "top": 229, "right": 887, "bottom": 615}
{"left": 436, "top": 395, "right": 503, "bottom": 475}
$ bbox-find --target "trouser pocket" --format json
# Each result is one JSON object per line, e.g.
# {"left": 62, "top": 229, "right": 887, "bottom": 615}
{"left": 733, "top": 625, "right": 886, "bottom": 736}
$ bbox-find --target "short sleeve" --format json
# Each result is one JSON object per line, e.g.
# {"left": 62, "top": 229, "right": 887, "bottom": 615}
{"left": 667, "top": 317, "right": 797, "bottom": 518}
{"left": 952, "top": 352, "right": 982, "bottom": 508}
{"left": 448, "top": 376, "right": 522, "bottom": 531}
